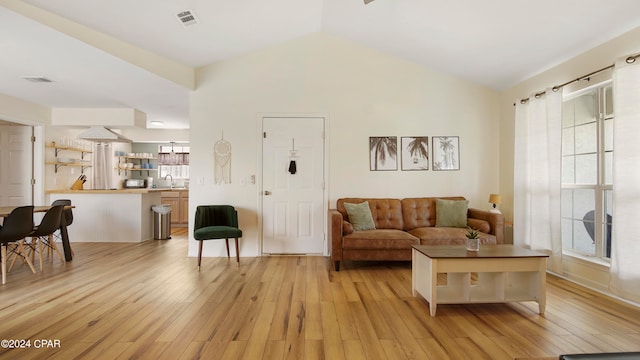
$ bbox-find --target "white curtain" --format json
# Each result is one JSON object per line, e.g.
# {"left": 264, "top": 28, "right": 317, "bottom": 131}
{"left": 610, "top": 56, "right": 640, "bottom": 302}
{"left": 92, "top": 143, "right": 112, "bottom": 190}
{"left": 513, "top": 89, "right": 563, "bottom": 273}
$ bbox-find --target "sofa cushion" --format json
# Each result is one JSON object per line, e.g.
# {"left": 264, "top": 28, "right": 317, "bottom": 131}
{"left": 467, "top": 218, "right": 491, "bottom": 233}
{"left": 408, "top": 227, "right": 496, "bottom": 246}
{"left": 401, "top": 197, "right": 466, "bottom": 230}
{"left": 343, "top": 229, "right": 419, "bottom": 249}
{"left": 343, "top": 221, "right": 354, "bottom": 234}
{"left": 344, "top": 201, "right": 376, "bottom": 231}
{"left": 337, "top": 198, "right": 404, "bottom": 230}
{"left": 435, "top": 199, "right": 468, "bottom": 227}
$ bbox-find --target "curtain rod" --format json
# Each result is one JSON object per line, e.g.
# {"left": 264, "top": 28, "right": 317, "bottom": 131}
{"left": 515, "top": 53, "right": 640, "bottom": 105}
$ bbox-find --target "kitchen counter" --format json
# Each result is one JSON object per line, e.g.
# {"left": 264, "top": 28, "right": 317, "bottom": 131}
{"left": 47, "top": 190, "right": 173, "bottom": 243}
{"left": 46, "top": 188, "right": 188, "bottom": 194}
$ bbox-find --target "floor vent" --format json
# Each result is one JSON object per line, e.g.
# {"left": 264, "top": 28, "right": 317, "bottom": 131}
{"left": 176, "top": 10, "right": 198, "bottom": 27}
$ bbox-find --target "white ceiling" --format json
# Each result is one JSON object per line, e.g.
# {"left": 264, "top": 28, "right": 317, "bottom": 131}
{"left": 2, "top": 0, "right": 640, "bottom": 129}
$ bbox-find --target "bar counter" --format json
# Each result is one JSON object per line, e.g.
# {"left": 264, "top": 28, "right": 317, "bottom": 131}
{"left": 46, "top": 189, "right": 175, "bottom": 243}
{"left": 46, "top": 188, "right": 183, "bottom": 194}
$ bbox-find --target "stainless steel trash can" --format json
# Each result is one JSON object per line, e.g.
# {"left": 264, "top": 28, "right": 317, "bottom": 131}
{"left": 152, "top": 205, "right": 172, "bottom": 239}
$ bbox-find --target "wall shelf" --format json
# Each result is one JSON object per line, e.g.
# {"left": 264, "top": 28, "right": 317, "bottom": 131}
{"left": 46, "top": 143, "right": 92, "bottom": 174}
{"left": 116, "top": 156, "right": 157, "bottom": 176}
{"left": 46, "top": 162, "right": 92, "bottom": 173}
{"left": 46, "top": 144, "right": 92, "bottom": 158}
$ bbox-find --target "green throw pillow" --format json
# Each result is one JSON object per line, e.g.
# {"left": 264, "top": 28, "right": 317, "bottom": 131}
{"left": 435, "top": 199, "right": 468, "bottom": 228}
{"left": 344, "top": 201, "right": 376, "bottom": 231}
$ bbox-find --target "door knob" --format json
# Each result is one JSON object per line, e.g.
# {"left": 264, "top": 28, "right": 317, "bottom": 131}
{"left": 264, "top": 190, "right": 271, "bottom": 196}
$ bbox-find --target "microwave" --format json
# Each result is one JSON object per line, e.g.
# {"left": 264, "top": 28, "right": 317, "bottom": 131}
{"left": 123, "top": 179, "right": 147, "bottom": 188}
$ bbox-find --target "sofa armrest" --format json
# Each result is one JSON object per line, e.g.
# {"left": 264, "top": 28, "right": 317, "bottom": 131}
{"left": 467, "top": 208, "right": 505, "bottom": 244}
{"left": 328, "top": 209, "right": 344, "bottom": 263}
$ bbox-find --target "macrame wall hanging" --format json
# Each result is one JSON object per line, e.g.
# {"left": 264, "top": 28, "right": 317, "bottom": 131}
{"left": 214, "top": 132, "right": 231, "bottom": 184}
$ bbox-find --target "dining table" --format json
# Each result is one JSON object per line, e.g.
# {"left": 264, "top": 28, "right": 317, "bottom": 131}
{"left": 0, "top": 205, "right": 74, "bottom": 261}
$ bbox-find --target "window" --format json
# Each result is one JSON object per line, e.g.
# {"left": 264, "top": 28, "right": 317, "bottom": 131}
{"left": 561, "top": 83, "right": 613, "bottom": 260}
{"left": 158, "top": 144, "right": 189, "bottom": 180}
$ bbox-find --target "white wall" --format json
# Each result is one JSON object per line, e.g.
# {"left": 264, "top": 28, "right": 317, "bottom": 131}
{"left": 0, "top": 92, "right": 50, "bottom": 125}
{"left": 499, "top": 25, "right": 640, "bottom": 292}
{"left": 189, "top": 32, "right": 501, "bottom": 258}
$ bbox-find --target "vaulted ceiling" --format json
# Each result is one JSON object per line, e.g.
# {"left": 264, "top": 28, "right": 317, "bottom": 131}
{"left": 1, "top": 0, "right": 640, "bottom": 129}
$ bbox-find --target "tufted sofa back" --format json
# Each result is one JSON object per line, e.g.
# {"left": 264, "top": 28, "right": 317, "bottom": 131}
{"left": 401, "top": 197, "right": 466, "bottom": 230}
{"left": 336, "top": 198, "right": 404, "bottom": 230}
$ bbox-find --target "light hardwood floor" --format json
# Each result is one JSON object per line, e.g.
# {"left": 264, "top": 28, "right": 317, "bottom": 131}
{"left": 1, "top": 228, "right": 640, "bottom": 360}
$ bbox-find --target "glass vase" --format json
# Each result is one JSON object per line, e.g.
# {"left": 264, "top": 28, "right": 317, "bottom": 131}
{"left": 466, "top": 238, "right": 480, "bottom": 252}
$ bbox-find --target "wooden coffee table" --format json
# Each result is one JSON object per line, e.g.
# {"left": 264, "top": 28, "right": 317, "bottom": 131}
{"left": 412, "top": 245, "right": 549, "bottom": 316}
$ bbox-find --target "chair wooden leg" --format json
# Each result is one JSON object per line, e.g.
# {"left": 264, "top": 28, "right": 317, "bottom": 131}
{"left": 8, "top": 242, "right": 21, "bottom": 271}
{"left": 30, "top": 240, "right": 36, "bottom": 264}
{"left": 38, "top": 237, "right": 44, "bottom": 271}
{"left": 8, "top": 241, "right": 32, "bottom": 272}
{"left": 235, "top": 238, "right": 239, "bottom": 263}
{"left": 47, "top": 235, "right": 65, "bottom": 263}
{"left": 198, "top": 240, "right": 203, "bottom": 271}
{"left": 24, "top": 255, "right": 37, "bottom": 274}
{"left": 9, "top": 241, "right": 37, "bottom": 275}
{"left": 225, "top": 239, "right": 230, "bottom": 258}
{"left": 19, "top": 241, "right": 36, "bottom": 274}
{"left": 1, "top": 245, "right": 6, "bottom": 285}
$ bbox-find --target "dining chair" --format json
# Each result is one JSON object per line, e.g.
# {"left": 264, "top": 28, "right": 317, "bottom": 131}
{"left": 26, "top": 205, "right": 65, "bottom": 271}
{"left": 194, "top": 205, "right": 242, "bottom": 270}
{"left": 0, "top": 205, "right": 35, "bottom": 284}
{"left": 51, "top": 199, "right": 74, "bottom": 256}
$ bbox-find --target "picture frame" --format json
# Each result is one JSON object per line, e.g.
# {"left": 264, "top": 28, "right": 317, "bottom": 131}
{"left": 432, "top": 136, "right": 460, "bottom": 171}
{"left": 369, "top": 136, "right": 397, "bottom": 171}
{"left": 401, "top": 137, "right": 429, "bottom": 171}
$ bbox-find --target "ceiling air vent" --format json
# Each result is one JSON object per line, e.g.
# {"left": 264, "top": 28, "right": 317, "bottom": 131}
{"left": 176, "top": 10, "right": 198, "bottom": 27}
{"left": 23, "top": 76, "right": 53, "bottom": 83}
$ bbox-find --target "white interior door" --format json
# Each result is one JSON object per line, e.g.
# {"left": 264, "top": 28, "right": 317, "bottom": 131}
{"left": 0, "top": 125, "right": 33, "bottom": 206}
{"left": 262, "top": 117, "right": 325, "bottom": 254}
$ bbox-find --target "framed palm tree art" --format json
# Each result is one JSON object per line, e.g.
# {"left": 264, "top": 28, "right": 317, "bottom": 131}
{"left": 432, "top": 136, "right": 460, "bottom": 171}
{"left": 401, "top": 137, "right": 429, "bottom": 170}
{"left": 369, "top": 136, "right": 397, "bottom": 171}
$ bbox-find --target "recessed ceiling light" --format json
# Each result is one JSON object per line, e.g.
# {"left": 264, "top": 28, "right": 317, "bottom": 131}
{"left": 23, "top": 76, "right": 53, "bottom": 83}
{"left": 150, "top": 121, "right": 164, "bottom": 126}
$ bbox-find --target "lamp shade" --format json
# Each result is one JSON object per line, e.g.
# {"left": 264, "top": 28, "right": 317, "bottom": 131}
{"left": 489, "top": 194, "right": 502, "bottom": 205}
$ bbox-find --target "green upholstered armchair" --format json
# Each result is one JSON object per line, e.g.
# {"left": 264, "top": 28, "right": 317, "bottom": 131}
{"left": 194, "top": 205, "right": 242, "bottom": 269}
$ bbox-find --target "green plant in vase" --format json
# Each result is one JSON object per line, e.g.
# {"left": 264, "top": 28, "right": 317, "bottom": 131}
{"left": 465, "top": 228, "right": 480, "bottom": 239}
{"left": 465, "top": 227, "right": 480, "bottom": 251}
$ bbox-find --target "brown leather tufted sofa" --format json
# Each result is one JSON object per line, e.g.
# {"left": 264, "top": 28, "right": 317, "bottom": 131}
{"left": 329, "top": 197, "right": 504, "bottom": 271}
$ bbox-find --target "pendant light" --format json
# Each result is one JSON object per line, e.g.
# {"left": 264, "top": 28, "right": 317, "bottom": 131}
{"left": 169, "top": 142, "right": 177, "bottom": 165}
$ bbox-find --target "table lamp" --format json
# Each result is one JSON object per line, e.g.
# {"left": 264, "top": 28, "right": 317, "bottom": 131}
{"left": 489, "top": 194, "right": 502, "bottom": 213}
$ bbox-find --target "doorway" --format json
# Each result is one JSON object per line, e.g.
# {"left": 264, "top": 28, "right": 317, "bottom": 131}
{"left": 261, "top": 116, "right": 326, "bottom": 254}
{"left": 0, "top": 124, "right": 33, "bottom": 206}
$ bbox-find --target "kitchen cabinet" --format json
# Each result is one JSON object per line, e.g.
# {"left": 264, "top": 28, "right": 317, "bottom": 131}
{"left": 46, "top": 143, "right": 92, "bottom": 173}
{"left": 161, "top": 190, "right": 188, "bottom": 226}
{"left": 180, "top": 195, "right": 189, "bottom": 224}
{"left": 161, "top": 195, "right": 179, "bottom": 224}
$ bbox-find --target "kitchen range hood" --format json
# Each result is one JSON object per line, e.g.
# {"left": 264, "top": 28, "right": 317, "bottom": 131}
{"left": 78, "top": 126, "right": 131, "bottom": 143}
